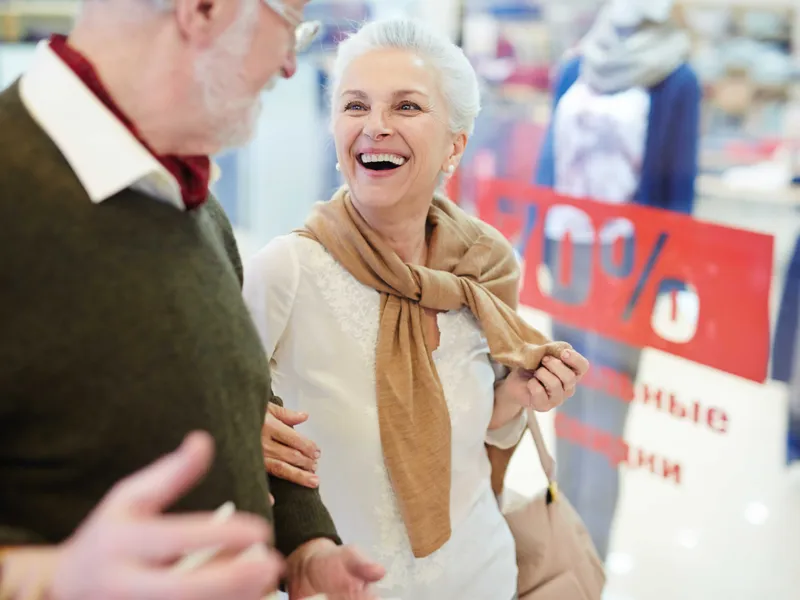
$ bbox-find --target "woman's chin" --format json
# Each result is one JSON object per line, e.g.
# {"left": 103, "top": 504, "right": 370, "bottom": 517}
{"left": 350, "top": 186, "right": 405, "bottom": 211}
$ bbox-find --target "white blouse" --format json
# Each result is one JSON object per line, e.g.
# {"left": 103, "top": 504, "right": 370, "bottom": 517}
{"left": 243, "top": 234, "right": 525, "bottom": 600}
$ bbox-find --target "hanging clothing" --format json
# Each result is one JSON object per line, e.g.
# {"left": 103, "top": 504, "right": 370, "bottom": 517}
{"left": 545, "top": 80, "right": 650, "bottom": 243}
{"left": 536, "top": 56, "right": 700, "bottom": 216}
{"left": 580, "top": 1, "right": 691, "bottom": 94}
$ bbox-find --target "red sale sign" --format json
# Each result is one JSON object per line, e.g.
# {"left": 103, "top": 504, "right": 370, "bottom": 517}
{"left": 476, "top": 179, "right": 774, "bottom": 383}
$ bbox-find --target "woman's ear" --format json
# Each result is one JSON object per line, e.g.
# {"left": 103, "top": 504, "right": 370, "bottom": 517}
{"left": 447, "top": 132, "right": 468, "bottom": 172}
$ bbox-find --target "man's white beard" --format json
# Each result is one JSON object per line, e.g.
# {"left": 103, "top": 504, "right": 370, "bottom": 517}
{"left": 195, "top": 0, "right": 263, "bottom": 151}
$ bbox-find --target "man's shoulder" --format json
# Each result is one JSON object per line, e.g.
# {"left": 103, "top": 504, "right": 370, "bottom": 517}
{"left": 0, "top": 81, "right": 34, "bottom": 143}
{"left": 0, "top": 82, "right": 25, "bottom": 153}
{"left": 0, "top": 81, "right": 69, "bottom": 181}
{"left": 0, "top": 79, "right": 22, "bottom": 112}
{"left": 202, "top": 194, "right": 245, "bottom": 286}
{"left": 203, "top": 194, "right": 231, "bottom": 230}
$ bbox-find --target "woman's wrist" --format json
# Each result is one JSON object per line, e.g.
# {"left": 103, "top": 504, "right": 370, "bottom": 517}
{"left": 489, "top": 378, "right": 524, "bottom": 430}
{"left": 488, "top": 403, "right": 524, "bottom": 430}
{"left": 0, "top": 546, "right": 60, "bottom": 600}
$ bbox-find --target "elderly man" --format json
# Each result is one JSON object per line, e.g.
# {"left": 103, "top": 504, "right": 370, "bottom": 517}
{"left": 0, "top": 1, "right": 384, "bottom": 598}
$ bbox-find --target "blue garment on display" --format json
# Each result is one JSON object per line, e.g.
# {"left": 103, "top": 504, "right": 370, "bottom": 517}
{"left": 535, "top": 56, "right": 700, "bottom": 215}
{"left": 773, "top": 233, "right": 800, "bottom": 464}
{"left": 773, "top": 235, "right": 800, "bottom": 383}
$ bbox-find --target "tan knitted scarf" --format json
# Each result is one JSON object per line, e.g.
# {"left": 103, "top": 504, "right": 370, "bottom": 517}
{"left": 298, "top": 186, "right": 570, "bottom": 558}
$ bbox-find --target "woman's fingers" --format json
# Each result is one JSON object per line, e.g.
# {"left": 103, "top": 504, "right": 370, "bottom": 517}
{"left": 560, "top": 348, "right": 590, "bottom": 377}
{"left": 530, "top": 367, "right": 565, "bottom": 410}
{"left": 262, "top": 408, "right": 321, "bottom": 488}
{"left": 542, "top": 356, "right": 578, "bottom": 396}
{"left": 263, "top": 414, "right": 319, "bottom": 460}
{"left": 525, "top": 377, "right": 548, "bottom": 410}
{"left": 263, "top": 439, "right": 316, "bottom": 472}
{"left": 265, "top": 458, "right": 319, "bottom": 489}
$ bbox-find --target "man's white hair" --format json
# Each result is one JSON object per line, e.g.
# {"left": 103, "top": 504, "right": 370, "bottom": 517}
{"left": 329, "top": 19, "right": 481, "bottom": 136}
{"left": 80, "top": 0, "right": 182, "bottom": 20}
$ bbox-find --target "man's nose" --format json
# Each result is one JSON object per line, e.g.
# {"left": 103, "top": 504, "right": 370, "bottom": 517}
{"left": 281, "top": 52, "right": 298, "bottom": 79}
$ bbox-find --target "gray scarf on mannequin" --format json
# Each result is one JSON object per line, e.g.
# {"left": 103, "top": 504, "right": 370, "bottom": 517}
{"left": 580, "top": 3, "right": 691, "bottom": 94}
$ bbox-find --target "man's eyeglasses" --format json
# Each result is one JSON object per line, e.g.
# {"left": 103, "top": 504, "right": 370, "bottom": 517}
{"left": 264, "top": 0, "right": 321, "bottom": 53}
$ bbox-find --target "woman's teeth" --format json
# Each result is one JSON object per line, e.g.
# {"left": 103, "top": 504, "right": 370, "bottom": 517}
{"left": 359, "top": 153, "right": 407, "bottom": 166}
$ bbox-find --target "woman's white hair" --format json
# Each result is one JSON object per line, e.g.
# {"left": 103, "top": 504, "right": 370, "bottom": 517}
{"left": 330, "top": 19, "right": 481, "bottom": 136}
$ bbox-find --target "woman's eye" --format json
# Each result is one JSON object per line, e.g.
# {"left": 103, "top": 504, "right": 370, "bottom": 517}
{"left": 344, "top": 102, "right": 367, "bottom": 112}
{"left": 398, "top": 102, "right": 421, "bottom": 111}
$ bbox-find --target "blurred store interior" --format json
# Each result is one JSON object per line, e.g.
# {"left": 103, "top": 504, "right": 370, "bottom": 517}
{"left": 1, "top": 1, "right": 799, "bottom": 599}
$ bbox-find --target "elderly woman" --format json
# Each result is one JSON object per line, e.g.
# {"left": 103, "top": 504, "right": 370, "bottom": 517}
{"left": 244, "top": 19, "right": 589, "bottom": 600}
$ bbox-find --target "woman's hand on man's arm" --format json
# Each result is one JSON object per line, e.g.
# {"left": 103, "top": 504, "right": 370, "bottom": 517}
{"left": 263, "top": 403, "right": 320, "bottom": 489}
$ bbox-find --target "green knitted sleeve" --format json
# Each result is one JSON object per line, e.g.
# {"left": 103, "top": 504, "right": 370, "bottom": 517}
{"left": 267, "top": 395, "right": 343, "bottom": 557}
{"left": 0, "top": 526, "right": 44, "bottom": 546}
{"left": 204, "top": 199, "right": 343, "bottom": 556}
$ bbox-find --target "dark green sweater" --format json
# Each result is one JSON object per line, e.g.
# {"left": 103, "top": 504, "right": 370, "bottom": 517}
{"left": 0, "top": 83, "right": 338, "bottom": 557}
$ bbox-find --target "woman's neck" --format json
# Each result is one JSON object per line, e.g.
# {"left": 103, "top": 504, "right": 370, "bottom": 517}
{"left": 388, "top": 227, "right": 428, "bottom": 265}
{"left": 354, "top": 198, "right": 430, "bottom": 264}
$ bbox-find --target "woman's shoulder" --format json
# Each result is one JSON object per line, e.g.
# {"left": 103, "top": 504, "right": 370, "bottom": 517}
{"left": 437, "top": 197, "right": 512, "bottom": 246}
{"left": 468, "top": 212, "right": 517, "bottom": 263}
{"left": 242, "top": 234, "right": 338, "bottom": 350}
{"left": 245, "top": 234, "right": 297, "bottom": 283}
{"left": 243, "top": 234, "right": 315, "bottom": 303}
{"left": 244, "top": 233, "right": 358, "bottom": 307}
{"left": 436, "top": 196, "right": 518, "bottom": 267}
{"left": 245, "top": 233, "right": 325, "bottom": 277}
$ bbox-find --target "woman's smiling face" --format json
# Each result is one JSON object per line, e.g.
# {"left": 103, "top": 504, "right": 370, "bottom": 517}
{"left": 332, "top": 47, "right": 466, "bottom": 212}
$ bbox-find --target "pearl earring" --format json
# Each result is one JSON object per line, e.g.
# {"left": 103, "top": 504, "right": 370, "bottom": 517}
{"left": 335, "top": 163, "right": 341, "bottom": 172}
{"left": 446, "top": 165, "right": 455, "bottom": 174}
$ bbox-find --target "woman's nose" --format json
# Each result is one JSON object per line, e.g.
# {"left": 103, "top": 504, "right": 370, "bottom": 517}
{"left": 363, "top": 111, "right": 392, "bottom": 139}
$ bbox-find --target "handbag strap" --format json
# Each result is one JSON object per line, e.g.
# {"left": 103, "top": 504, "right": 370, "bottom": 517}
{"left": 526, "top": 408, "right": 556, "bottom": 484}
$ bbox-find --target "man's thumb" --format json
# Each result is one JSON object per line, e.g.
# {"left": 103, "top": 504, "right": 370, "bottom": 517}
{"left": 104, "top": 431, "right": 214, "bottom": 515}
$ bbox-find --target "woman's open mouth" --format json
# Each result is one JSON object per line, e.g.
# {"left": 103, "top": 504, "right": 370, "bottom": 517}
{"left": 357, "top": 153, "right": 408, "bottom": 172}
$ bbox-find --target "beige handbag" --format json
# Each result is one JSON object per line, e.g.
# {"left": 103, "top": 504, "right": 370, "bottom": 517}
{"left": 503, "top": 410, "right": 606, "bottom": 600}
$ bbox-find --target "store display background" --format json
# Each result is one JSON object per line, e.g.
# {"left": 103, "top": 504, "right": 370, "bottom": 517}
{"left": 1, "top": 1, "right": 800, "bottom": 598}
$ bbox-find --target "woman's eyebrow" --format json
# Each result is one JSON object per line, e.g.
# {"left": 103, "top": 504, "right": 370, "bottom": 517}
{"left": 340, "top": 89, "right": 368, "bottom": 99}
{"left": 392, "top": 89, "right": 428, "bottom": 98}
{"left": 340, "top": 89, "right": 429, "bottom": 99}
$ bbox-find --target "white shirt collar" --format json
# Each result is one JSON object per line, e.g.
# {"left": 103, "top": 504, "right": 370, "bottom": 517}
{"left": 19, "top": 40, "right": 220, "bottom": 211}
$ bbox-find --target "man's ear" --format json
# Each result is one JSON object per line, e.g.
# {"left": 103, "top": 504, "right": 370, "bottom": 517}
{"left": 172, "top": 0, "right": 241, "bottom": 47}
